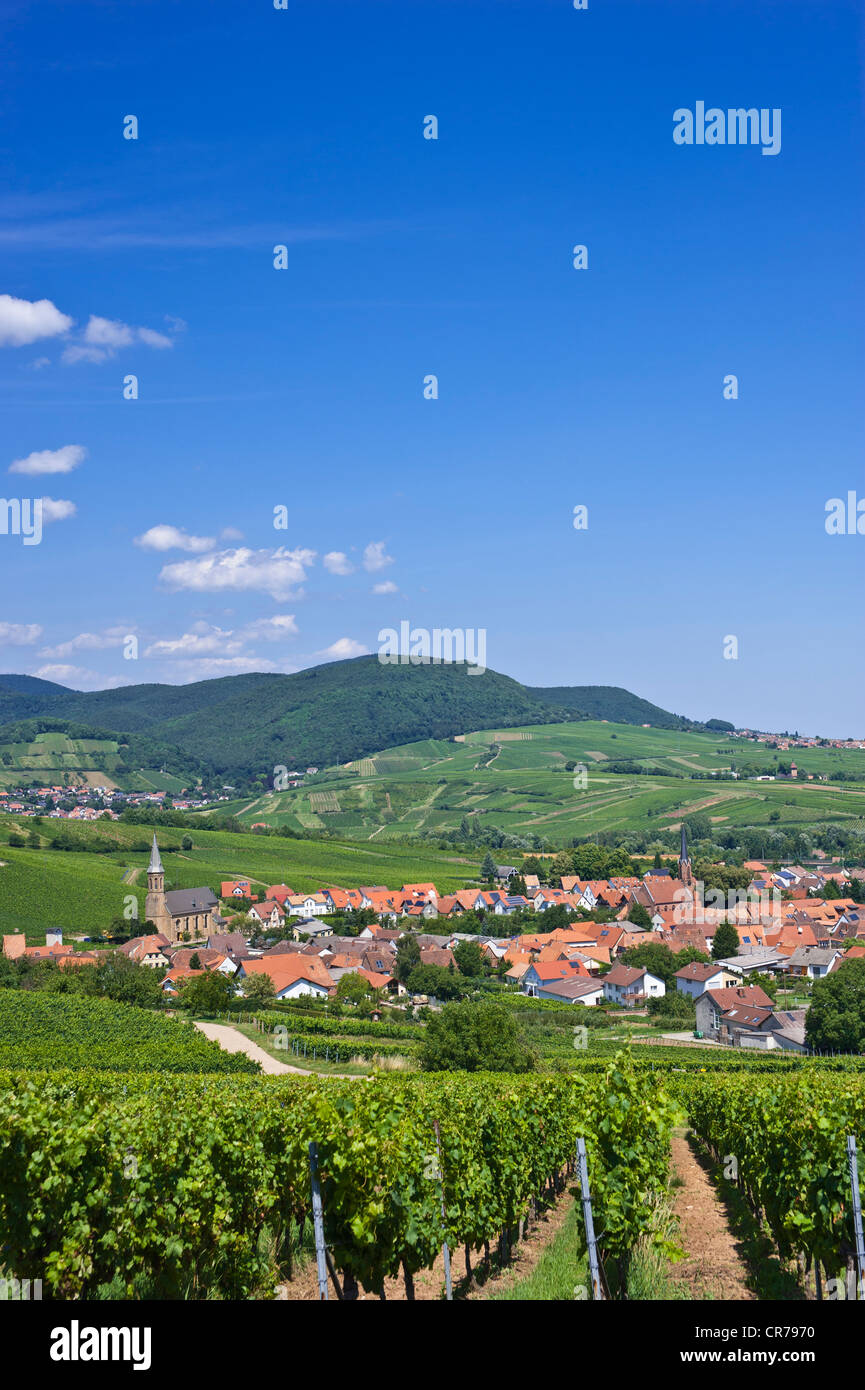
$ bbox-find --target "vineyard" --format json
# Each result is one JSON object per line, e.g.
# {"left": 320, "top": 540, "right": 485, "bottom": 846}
{"left": 0, "top": 1055, "right": 676, "bottom": 1299}
{"left": 0, "top": 993, "right": 258, "bottom": 1074}
{"left": 685, "top": 1071, "right": 865, "bottom": 1292}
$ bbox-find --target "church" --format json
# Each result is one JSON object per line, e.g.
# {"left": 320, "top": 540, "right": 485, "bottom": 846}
{"left": 143, "top": 834, "right": 220, "bottom": 944}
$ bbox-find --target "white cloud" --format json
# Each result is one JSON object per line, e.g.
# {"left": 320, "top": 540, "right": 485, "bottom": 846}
{"left": 324, "top": 551, "right": 354, "bottom": 576}
{"left": 9, "top": 444, "right": 85, "bottom": 476}
{"left": 319, "top": 637, "right": 369, "bottom": 660}
{"left": 243, "top": 614, "right": 299, "bottom": 640}
{"left": 372, "top": 581, "right": 398, "bottom": 595}
{"left": 159, "top": 546, "right": 315, "bottom": 600}
{"left": 0, "top": 294, "right": 73, "bottom": 347}
{"left": 220, "top": 526, "right": 244, "bottom": 541}
{"left": 39, "top": 627, "right": 128, "bottom": 659}
{"left": 136, "top": 326, "right": 173, "bottom": 349}
{"left": 29, "top": 357, "right": 51, "bottom": 371}
{"left": 62, "top": 345, "right": 113, "bottom": 365}
{"left": 0, "top": 622, "right": 42, "bottom": 646}
{"left": 134, "top": 524, "right": 215, "bottom": 553}
{"left": 41, "top": 498, "right": 76, "bottom": 522}
{"left": 145, "top": 624, "right": 240, "bottom": 659}
{"left": 363, "top": 540, "right": 393, "bottom": 573}
{"left": 61, "top": 314, "right": 176, "bottom": 364}
{"left": 30, "top": 663, "right": 95, "bottom": 687}
{"left": 83, "top": 315, "right": 134, "bottom": 349}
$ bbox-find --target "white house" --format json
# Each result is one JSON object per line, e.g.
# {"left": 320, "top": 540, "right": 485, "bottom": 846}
{"left": 674, "top": 961, "right": 737, "bottom": 999}
{"left": 602, "top": 963, "right": 665, "bottom": 1007}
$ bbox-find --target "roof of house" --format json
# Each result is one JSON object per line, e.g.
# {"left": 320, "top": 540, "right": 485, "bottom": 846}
{"left": 604, "top": 963, "right": 648, "bottom": 988}
{"left": 702, "top": 984, "right": 773, "bottom": 1010}
{"left": 674, "top": 961, "right": 726, "bottom": 982}
{"left": 240, "top": 956, "right": 334, "bottom": 992}
{"left": 535, "top": 976, "right": 604, "bottom": 1001}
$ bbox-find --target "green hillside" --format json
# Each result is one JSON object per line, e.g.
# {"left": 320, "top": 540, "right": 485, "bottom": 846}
{"left": 0, "top": 813, "right": 479, "bottom": 935}
{"left": 221, "top": 720, "right": 865, "bottom": 852}
{"left": 528, "top": 684, "right": 692, "bottom": 730}
{"left": 0, "top": 657, "right": 698, "bottom": 782}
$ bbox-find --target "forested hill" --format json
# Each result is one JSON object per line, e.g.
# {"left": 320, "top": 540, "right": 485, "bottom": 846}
{"left": 0, "top": 658, "right": 700, "bottom": 778}
{"left": 527, "top": 684, "right": 695, "bottom": 731}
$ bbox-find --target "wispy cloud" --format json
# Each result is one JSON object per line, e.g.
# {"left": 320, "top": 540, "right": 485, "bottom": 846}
{"left": 0, "top": 622, "right": 42, "bottom": 646}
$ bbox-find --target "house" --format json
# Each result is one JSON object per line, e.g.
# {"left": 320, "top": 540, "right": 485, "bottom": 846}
{"left": 695, "top": 985, "right": 774, "bottom": 1042}
{"left": 713, "top": 948, "right": 788, "bottom": 977}
{"left": 602, "top": 963, "right": 665, "bottom": 1007}
{"left": 118, "top": 933, "right": 172, "bottom": 968}
{"left": 494, "top": 865, "right": 517, "bottom": 884}
{"left": 248, "top": 899, "right": 285, "bottom": 930}
{"left": 532, "top": 976, "right": 605, "bottom": 1005}
{"left": 522, "top": 960, "right": 589, "bottom": 996}
{"left": 291, "top": 918, "right": 334, "bottom": 943}
{"left": 221, "top": 879, "right": 251, "bottom": 898}
{"left": 782, "top": 946, "right": 843, "bottom": 980}
{"left": 206, "top": 931, "right": 251, "bottom": 961}
{"left": 674, "top": 961, "right": 737, "bottom": 999}
{"left": 285, "top": 893, "right": 330, "bottom": 918}
{"left": 235, "top": 956, "right": 335, "bottom": 1000}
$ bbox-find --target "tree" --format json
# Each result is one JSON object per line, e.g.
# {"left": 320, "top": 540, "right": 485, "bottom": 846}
{"left": 394, "top": 934, "right": 421, "bottom": 984}
{"left": 188, "top": 952, "right": 202, "bottom": 970}
{"left": 336, "top": 971, "right": 375, "bottom": 1005}
{"left": 620, "top": 943, "right": 679, "bottom": 988}
{"left": 805, "top": 960, "right": 865, "bottom": 1053}
{"left": 181, "top": 835, "right": 193, "bottom": 851}
{"left": 627, "top": 902, "right": 652, "bottom": 929}
{"left": 647, "top": 990, "right": 696, "bottom": 1022}
{"left": 179, "top": 970, "right": 234, "bottom": 1013}
{"left": 453, "top": 940, "right": 485, "bottom": 978}
{"left": 418, "top": 1000, "right": 536, "bottom": 1072}
{"left": 240, "top": 972, "right": 276, "bottom": 1006}
{"left": 480, "top": 851, "right": 497, "bottom": 882}
{"left": 712, "top": 921, "right": 740, "bottom": 960}
{"left": 405, "top": 963, "right": 464, "bottom": 1001}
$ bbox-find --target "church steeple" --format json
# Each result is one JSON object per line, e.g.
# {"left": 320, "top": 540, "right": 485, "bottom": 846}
{"left": 679, "top": 823, "right": 693, "bottom": 889}
{"left": 146, "top": 834, "right": 165, "bottom": 898}
{"left": 148, "top": 833, "right": 163, "bottom": 875}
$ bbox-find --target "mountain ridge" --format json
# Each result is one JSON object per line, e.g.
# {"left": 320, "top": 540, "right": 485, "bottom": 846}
{"left": 0, "top": 657, "right": 709, "bottom": 781}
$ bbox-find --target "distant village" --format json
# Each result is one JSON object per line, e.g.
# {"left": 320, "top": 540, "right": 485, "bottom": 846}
{"left": 5, "top": 830, "right": 863, "bottom": 1057}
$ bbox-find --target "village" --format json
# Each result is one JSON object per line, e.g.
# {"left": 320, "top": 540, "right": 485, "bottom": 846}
{"left": 5, "top": 828, "right": 863, "bottom": 1057}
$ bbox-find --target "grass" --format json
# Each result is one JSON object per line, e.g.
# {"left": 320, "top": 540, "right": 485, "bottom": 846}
{"left": 220, "top": 720, "right": 865, "bottom": 845}
{"left": 0, "top": 813, "right": 480, "bottom": 935}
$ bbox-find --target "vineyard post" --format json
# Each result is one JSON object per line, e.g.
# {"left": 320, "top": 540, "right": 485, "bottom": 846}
{"left": 308, "top": 1141, "right": 329, "bottom": 1301}
{"left": 576, "top": 1137, "right": 603, "bottom": 1301}
{"left": 847, "top": 1135, "right": 865, "bottom": 1300}
{"left": 432, "top": 1119, "right": 453, "bottom": 1300}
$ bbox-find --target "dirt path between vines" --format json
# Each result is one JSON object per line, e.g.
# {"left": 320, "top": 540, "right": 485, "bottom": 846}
{"left": 669, "top": 1132, "right": 754, "bottom": 1300}
{"left": 195, "top": 1020, "right": 359, "bottom": 1079}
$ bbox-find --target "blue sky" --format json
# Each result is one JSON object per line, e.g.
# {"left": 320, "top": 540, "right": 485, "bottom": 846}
{"left": 0, "top": 0, "right": 862, "bottom": 735}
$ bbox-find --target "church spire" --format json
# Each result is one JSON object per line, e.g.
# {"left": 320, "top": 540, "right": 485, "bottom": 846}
{"left": 148, "top": 833, "right": 163, "bottom": 874}
{"left": 681, "top": 823, "right": 688, "bottom": 866}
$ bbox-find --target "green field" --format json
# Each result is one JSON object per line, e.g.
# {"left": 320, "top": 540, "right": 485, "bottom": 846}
{"left": 0, "top": 728, "right": 189, "bottom": 793}
{"left": 0, "top": 992, "right": 257, "bottom": 1073}
{"left": 215, "top": 721, "right": 865, "bottom": 846}
{"left": 0, "top": 813, "right": 479, "bottom": 935}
